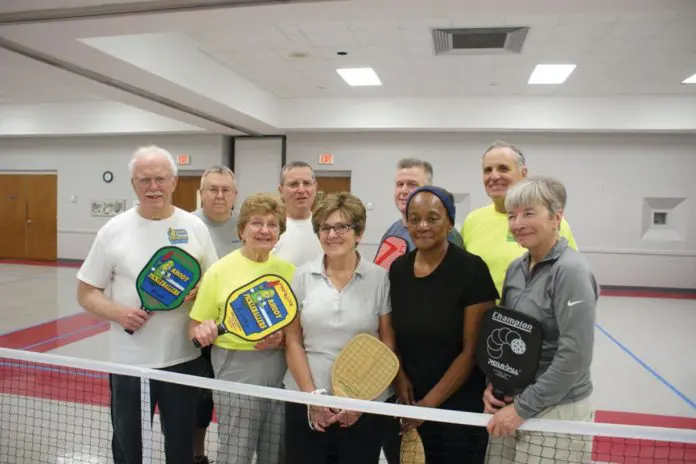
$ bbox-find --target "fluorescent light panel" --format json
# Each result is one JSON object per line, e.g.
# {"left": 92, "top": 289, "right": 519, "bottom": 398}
{"left": 336, "top": 67, "right": 382, "bottom": 86}
{"left": 682, "top": 73, "right": 696, "bottom": 84}
{"left": 528, "top": 64, "right": 576, "bottom": 84}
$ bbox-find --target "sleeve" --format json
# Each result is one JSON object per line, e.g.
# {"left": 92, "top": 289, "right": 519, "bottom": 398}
{"left": 76, "top": 233, "right": 112, "bottom": 289}
{"left": 514, "top": 262, "right": 598, "bottom": 419}
{"left": 200, "top": 226, "right": 219, "bottom": 273}
{"left": 462, "top": 255, "right": 499, "bottom": 307}
{"left": 290, "top": 267, "right": 306, "bottom": 312}
{"left": 378, "top": 270, "right": 392, "bottom": 316}
{"left": 448, "top": 227, "right": 465, "bottom": 249}
{"left": 560, "top": 218, "right": 578, "bottom": 251}
{"left": 189, "top": 267, "right": 220, "bottom": 322}
{"left": 460, "top": 213, "right": 472, "bottom": 250}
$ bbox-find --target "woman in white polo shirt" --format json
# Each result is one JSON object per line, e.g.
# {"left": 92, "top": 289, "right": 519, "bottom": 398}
{"left": 283, "top": 192, "right": 396, "bottom": 464}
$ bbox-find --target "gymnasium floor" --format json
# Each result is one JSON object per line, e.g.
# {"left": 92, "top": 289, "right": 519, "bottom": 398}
{"left": 1, "top": 261, "right": 695, "bottom": 463}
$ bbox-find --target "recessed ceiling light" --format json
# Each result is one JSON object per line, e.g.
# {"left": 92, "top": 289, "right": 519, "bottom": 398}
{"left": 682, "top": 72, "right": 696, "bottom": 84}
{"left": 336, "top": 67, "right": 382, "bottom": 86}
{"left": 528, "top": 64, "right": 576, "bottom": 85}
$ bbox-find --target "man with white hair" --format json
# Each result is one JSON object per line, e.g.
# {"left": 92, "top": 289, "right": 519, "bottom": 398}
{"left": 77, "top": 145, "right": 218, "bottom": 464}
{"left": 461, "top": 141, "right": 577, "bottom": 296}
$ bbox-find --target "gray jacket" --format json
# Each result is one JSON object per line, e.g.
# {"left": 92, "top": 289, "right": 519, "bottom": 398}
{"left": 501, "top": 237, "right": 599, "bottom": 419}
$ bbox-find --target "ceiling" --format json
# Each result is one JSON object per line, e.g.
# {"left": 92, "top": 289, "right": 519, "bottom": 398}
{"left": 191, "top": 11, "right": 696, "bottom": 98}
{"left": 0, "top": 0, "right": 695, "bottom": 136}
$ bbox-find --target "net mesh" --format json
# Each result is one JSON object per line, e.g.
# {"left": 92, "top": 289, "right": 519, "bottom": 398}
{"left": 1, "top": 347, "right": 695, "bottom": 464}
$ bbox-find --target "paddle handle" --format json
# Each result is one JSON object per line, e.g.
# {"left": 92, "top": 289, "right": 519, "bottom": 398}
{"left": 493, "top": 387, "right": 509, "bottom": 402}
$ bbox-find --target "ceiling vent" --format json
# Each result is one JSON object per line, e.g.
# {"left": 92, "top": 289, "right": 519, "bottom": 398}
{"left": 432, "top": 27, "right": 529, "bottom": 55}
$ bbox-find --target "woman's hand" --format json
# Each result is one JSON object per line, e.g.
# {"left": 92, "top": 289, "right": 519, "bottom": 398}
{"left": 192, "top": 320, "right": 218, "bottom": 347}
{"left": 486, "top": 403, "right": 525, "bottom": 437}
{"left": 307, "top": 405, "right": 336, "bottom": 432}
{"left": 255, "top": 331, "right": 284, "bottom": 350}
{"left": 483, "top": 383, "right": 512, "bottom": 414}
{"left": 395, "top": 370, "right": 415, "bottom": 406}
{"left": 328, "top": 409, "right": 362, "bottom": 428}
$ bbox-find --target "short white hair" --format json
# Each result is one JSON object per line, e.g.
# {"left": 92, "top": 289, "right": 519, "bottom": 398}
{"left": 505, "top": 176, "right": 566, "bottom": 216}
{"left": 128, "top": 145, "right": 178, "bottom": 177}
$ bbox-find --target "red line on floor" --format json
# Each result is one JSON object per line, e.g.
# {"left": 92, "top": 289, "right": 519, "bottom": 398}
{"left": 593, "top": 410, "right": 696, "bottom": 463}
{"left": 0, "top": 312, "right": 108, "bottom": 351}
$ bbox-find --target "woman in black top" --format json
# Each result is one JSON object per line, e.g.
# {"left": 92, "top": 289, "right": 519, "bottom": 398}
{"left": 384, "top": 186, "right": 499, "bottom": 464}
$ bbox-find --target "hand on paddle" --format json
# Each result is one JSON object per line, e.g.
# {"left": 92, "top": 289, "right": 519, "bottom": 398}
{"left": 254, "top": 331, "right": 284, "bottom": 350}
{"left": 192, "top": 320, "right": 218, "bottom": 347}
{"left": 483, "top": 383, "right": 513, "bottom": 414}
{"left": 118, "top": 307, "right": 152, "bottom": 333}
{"left": 395, "top": 371, "right": 425, "bottom": 431}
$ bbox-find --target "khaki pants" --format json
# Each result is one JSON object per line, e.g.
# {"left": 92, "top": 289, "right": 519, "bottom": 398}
{"left": 485, "top": 396, "right": 594, "bottom": 464}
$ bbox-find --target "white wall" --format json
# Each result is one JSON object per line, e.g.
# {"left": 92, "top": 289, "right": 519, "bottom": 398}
{"left": 0, "top": 134, "right": 225, "bottom": 259}
{"left": 284, "top": 132, "right": 696, "bottom": 289}
{"left": 2, "top": 131, "right": 694, "bottom": 289}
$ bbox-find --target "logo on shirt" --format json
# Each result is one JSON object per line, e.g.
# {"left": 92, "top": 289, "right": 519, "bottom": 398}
{"left": 167, "top": 227, "right": 189, "bottom": 244}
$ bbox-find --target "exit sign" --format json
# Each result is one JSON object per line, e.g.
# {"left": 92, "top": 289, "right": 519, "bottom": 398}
{"left": 177, "top": 154, "right": 191, "bottom": 165}
{"left": 319, "top": 153, "right": 334, "bottom": 165}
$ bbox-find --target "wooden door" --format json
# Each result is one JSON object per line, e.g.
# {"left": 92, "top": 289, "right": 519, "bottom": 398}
{"left": 0, "top": 173, "right": 57, "bottom": 261}
{"left": 316, "top": 176, "right": 351, "bottom": 195}
{"left": 0, "top": 175, "right": 26, "bottom": 259}
{"left": 172, "top": 175, "right": 200, "bottom": 212}
{"left": 25, "top": 175, "right": 58, "bottom": 261}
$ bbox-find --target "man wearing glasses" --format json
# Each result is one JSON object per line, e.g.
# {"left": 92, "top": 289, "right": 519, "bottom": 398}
{"left": 191, "top": 165, "right": 242, "bottom": 464}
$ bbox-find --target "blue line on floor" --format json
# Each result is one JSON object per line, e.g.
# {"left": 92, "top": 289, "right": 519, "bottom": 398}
{"left": 596, "top": 323, "right": 696, "bottom": 410}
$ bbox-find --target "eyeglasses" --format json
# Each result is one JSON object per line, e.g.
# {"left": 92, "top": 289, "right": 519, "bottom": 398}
{"left": 136, "top": 176, "right": 171, "bottom": 187}
{"left": 248, "top": 221, "right": 280, "bottom": 231}
{"left": 203, "top": 186, "right": 235, "bottom": 195}
{"left": 319, "top": 223, "right": 354, "bottom": 235}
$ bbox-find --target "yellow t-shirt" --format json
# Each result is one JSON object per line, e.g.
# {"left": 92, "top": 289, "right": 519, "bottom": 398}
{"left": 461, "top": 204, "right": 578, "bottom": 296}
{"left": 189, "top": 249, "right": 296, "bottom": 350}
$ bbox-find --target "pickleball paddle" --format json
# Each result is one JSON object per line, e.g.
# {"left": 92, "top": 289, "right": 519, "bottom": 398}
{"left": 475, "top": 306, "right": 544, "bottom": 401}
{"left": 126, "top": 246, "right": 202, "bottom": 335}
{"left": 192, "top": 273, "right": 297, "bottom": 347}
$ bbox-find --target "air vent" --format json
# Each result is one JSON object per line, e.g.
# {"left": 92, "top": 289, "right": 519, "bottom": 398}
{"left": 432, "top": 27, "right": 529, "bottom": 55}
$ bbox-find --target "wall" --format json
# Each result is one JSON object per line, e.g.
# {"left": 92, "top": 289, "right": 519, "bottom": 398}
{"left": 0, "top": 134, "right": 225, "bottom": 260}
{"left": 284, "top": 132, "right": 696, "bottom": 289}
{"left": 1, "top": 131, "right": 694, "bottom": 289}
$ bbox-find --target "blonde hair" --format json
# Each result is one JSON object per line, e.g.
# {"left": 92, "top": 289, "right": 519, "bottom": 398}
{"left": 237, "top": 193, "right": 287, "bottom": 238}
{"left": 311, "top": 192, "right": 366, "bottom": 235}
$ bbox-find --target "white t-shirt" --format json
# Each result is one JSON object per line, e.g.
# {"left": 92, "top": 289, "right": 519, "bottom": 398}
{"left": 272, "top": 215, "right": 322, "bottom": 268}
{"left": 77, "top": 207, "right": 219, "bottom": 368}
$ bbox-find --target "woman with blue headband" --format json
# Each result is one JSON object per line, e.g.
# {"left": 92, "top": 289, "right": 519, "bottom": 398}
{"left": 383, "top": 186, "right": 499, "bottom": 464}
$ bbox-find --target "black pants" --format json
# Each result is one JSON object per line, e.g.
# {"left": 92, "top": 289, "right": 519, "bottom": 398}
{"left": 196, "top": 345, "right": 215, "bottom": 430}
{"left": 381, "top": 395, "right": 489, "bottom": 464}
{"left": 109, "top": 356, "right": 207, "bottom": 464}
{"left": 284, "top": 401, "right": 385, "bottom": 464}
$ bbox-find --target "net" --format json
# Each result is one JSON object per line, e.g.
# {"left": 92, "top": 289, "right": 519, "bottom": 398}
{"left": 1, "top": 347, "right": 695, "bottom": 464}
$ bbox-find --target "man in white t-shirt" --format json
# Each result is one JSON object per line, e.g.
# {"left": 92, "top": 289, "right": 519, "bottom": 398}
{"left": 77, "top": 145, "right": 218, "bottom": 464}
{"left": 272, "top": 161, "right": 322, "bottom": 267}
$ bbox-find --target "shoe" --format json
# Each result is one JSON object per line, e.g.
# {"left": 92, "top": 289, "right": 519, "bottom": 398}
{"left": 194, "top": 456, "right": 212, "bottom": 464}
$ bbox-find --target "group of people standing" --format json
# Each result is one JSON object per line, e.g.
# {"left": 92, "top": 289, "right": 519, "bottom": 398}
{"left": 77, "top": 140, "right": 598, "bottom": 464}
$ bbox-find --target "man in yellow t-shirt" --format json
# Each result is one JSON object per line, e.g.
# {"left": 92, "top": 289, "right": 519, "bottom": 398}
{"left": 461, "top": 141, "right": 577, "bottom": 295}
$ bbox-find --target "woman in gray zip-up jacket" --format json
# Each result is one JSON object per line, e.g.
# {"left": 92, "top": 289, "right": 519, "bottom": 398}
{"left": 483, "top": 176, "right": 599, "bottom": 464}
